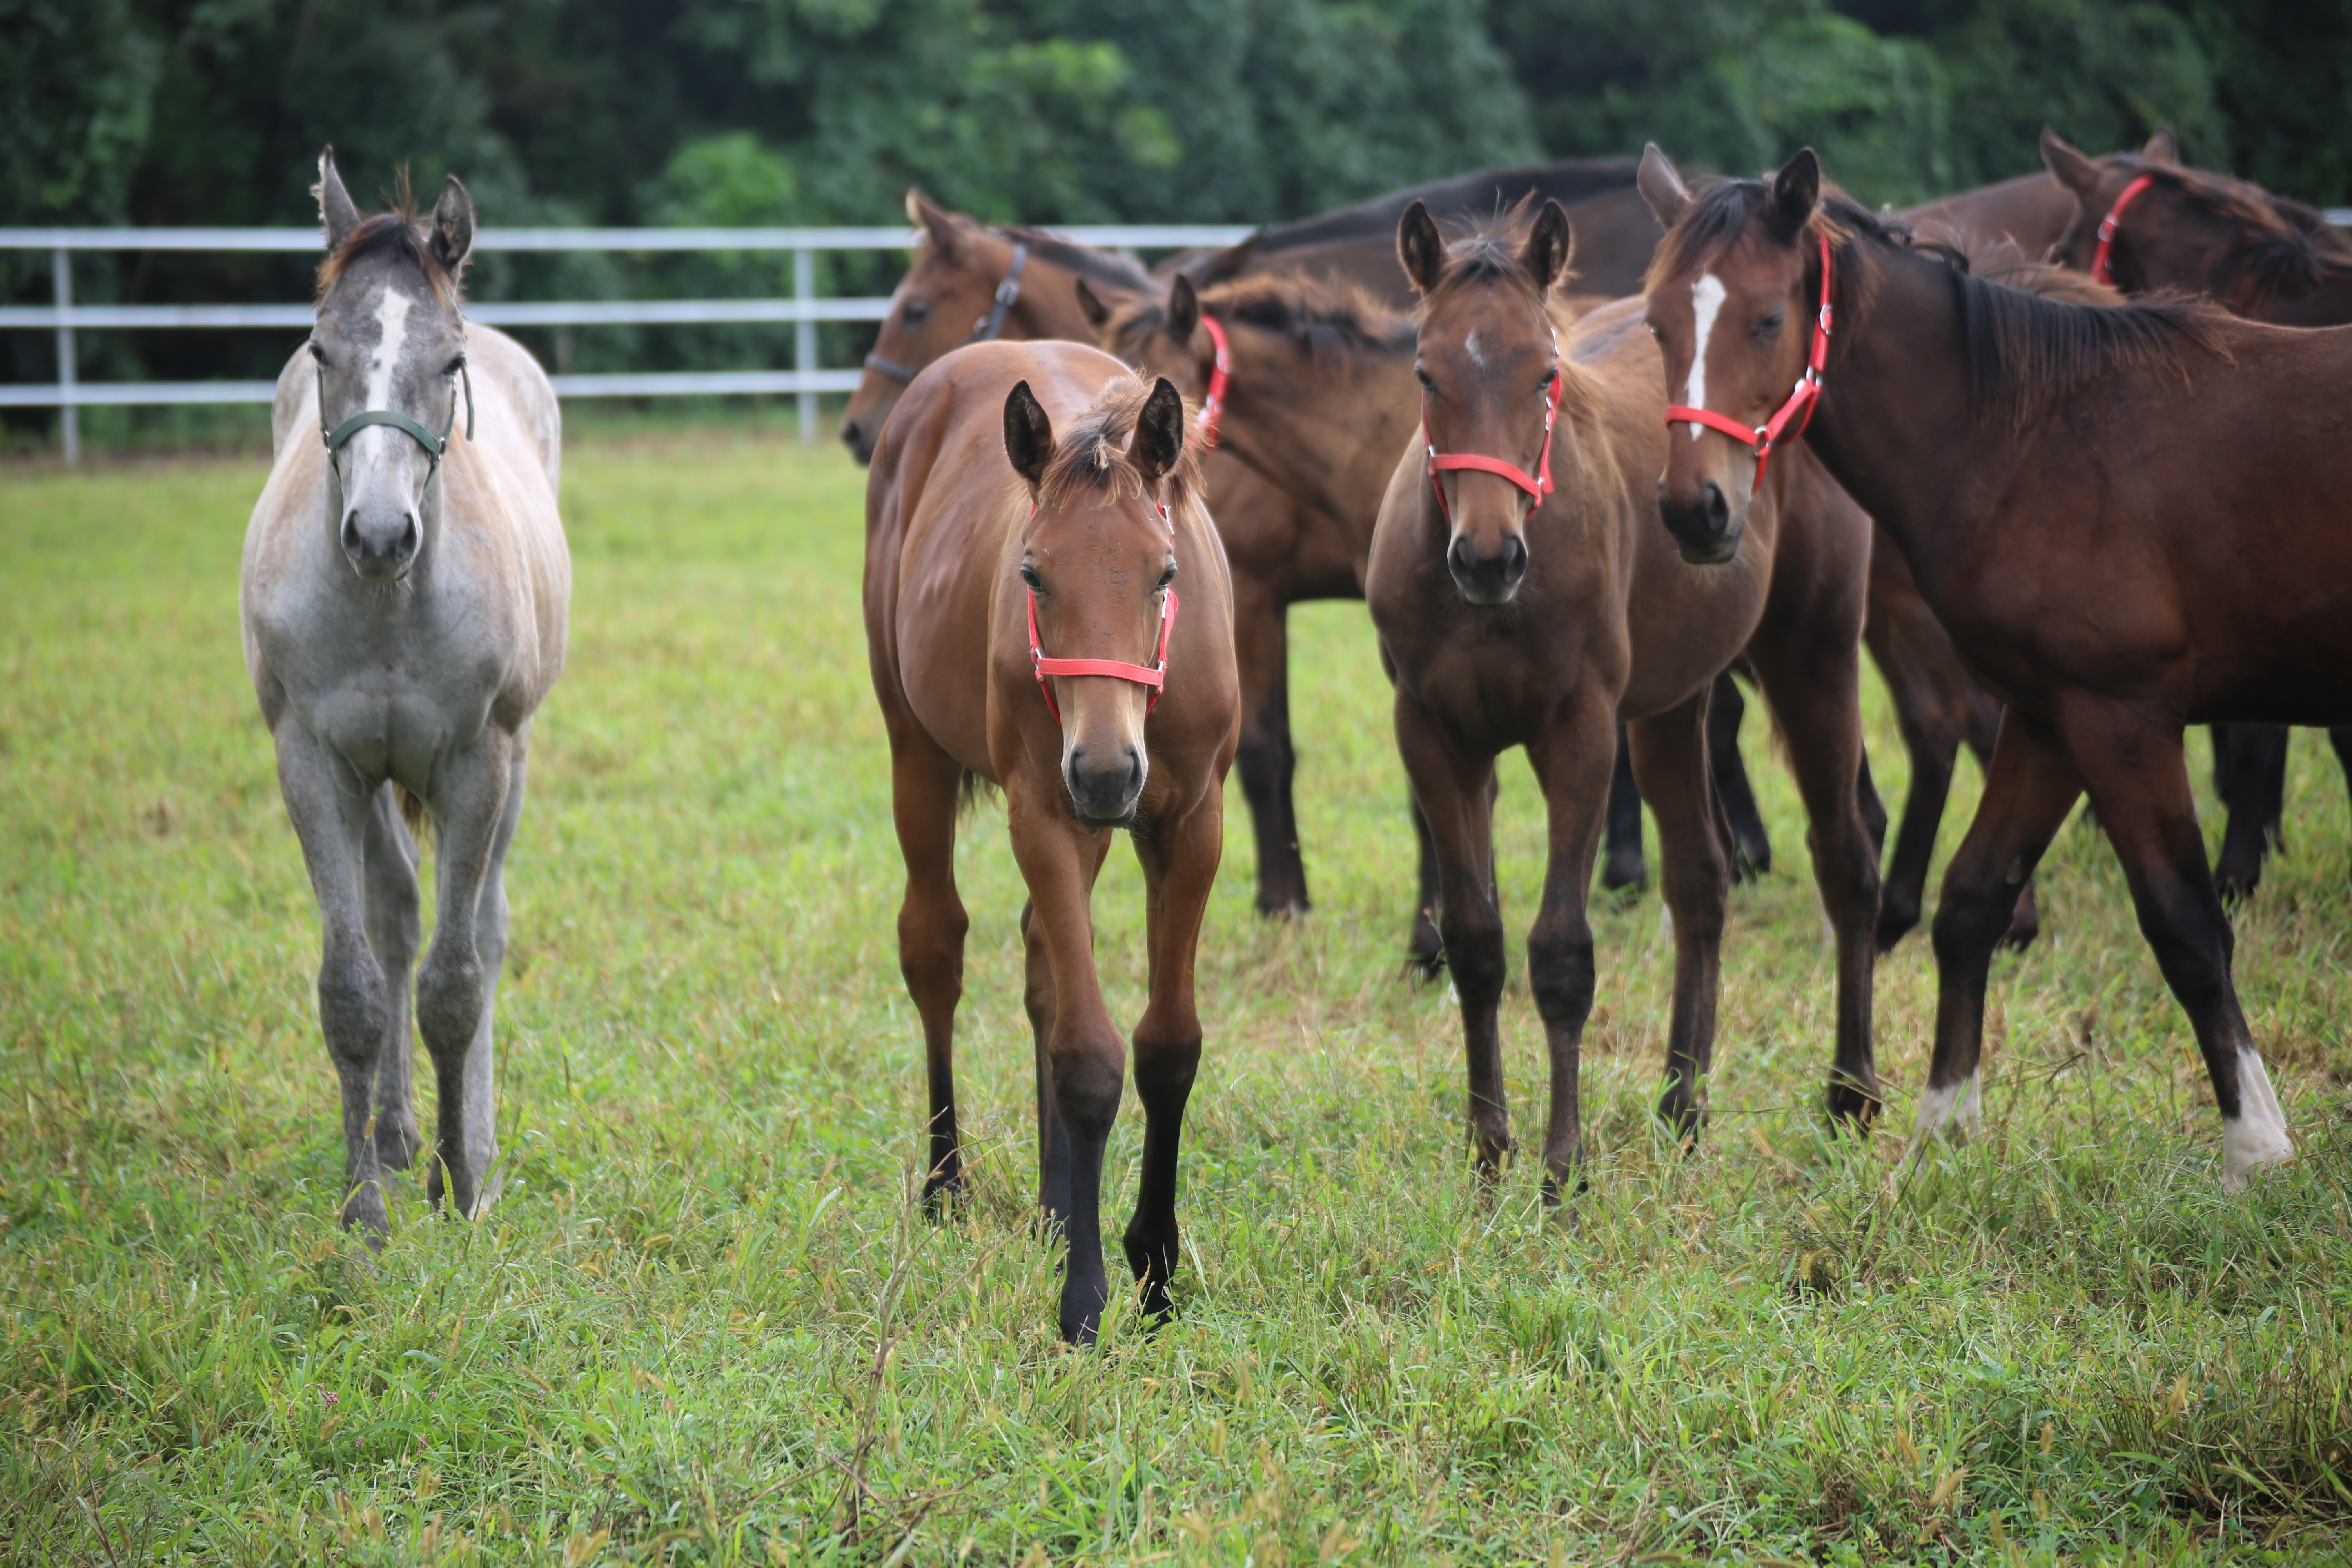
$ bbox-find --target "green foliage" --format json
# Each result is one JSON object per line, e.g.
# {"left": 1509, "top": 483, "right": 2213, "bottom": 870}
{"left": 5, "top": 438, "right": 2351, "bottom": 1560}
{"left": 0, "top": 0, "right": 161, "bottom": 225}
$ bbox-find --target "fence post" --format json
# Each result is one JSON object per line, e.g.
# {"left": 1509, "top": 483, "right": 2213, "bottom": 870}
{"left": 53, "top": 247, "right": 79, "bottom": 465}
{"left": 794, "top": 246, "right": 817, "bottom": 445}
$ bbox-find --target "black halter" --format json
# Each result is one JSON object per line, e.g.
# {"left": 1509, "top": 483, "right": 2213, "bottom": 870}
{"left": 864, "top": 242, "right": 1029, "bottom": 383}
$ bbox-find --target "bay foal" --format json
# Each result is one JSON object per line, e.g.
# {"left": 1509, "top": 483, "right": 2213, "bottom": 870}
{"left": 242, "top": 152, "right": 568, "bottom": 1234}
{"left": 866, "top": 343, "right": 1235, "bottom": 1342}
{"left": 1365, "top": 204, "right": 1880, "bottom": 1192}
{"left": 1639, "top": 145, "right": 2330, "bottom": 1187}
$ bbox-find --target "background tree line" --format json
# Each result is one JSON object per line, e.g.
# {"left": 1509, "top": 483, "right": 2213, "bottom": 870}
{"left": 5, "top": 0, "right": 2345, "bottom": 414}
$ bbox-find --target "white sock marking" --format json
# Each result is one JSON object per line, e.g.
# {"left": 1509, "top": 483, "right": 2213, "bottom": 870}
{"left": 2220, "top": 1047, "right": 2292, "bottom": 1191}
{"left": 1684, "top": 273, "right": 1726, "bottom": 439}
{"left": 1906, "top": 1070, "right": 1980, "bottom": 1161}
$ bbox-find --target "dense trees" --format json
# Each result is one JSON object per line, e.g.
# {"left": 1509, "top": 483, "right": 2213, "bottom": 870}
{"left": 4, "top": 0, "right": 2344, "bottom": 400}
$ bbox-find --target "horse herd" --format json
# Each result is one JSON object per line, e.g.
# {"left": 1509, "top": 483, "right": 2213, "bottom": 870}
{"left": 243, "top": 131, "right": 2350, "bottom": 1343}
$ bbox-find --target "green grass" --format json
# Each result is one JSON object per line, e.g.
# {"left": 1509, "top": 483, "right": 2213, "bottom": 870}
{"left": 3, "top": 434, "right": 2348, "bottom": 1566}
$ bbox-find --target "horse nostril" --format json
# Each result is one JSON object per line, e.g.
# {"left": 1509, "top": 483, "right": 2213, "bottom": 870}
{"left": 397, "top": 514, "right": 420, "bottom": 561}
{"left": 1448, "top": 536, "right": 1475, "bottom": 579}
{"left": 839, "top": 419, "right": 862, "bottom": 450}
{"left": 341, "top": 510, "right": 362, "bottom": 557}
{"left": 1701, "top": 480, "right": 1730, "bottom": 539}
{"left": 1501, "top": 534, "right": 1529, "bottom": 583}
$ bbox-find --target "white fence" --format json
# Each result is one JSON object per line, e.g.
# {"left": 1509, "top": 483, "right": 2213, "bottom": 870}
{"left": 1, "top": 224, "right": 1256, "bottom": 460}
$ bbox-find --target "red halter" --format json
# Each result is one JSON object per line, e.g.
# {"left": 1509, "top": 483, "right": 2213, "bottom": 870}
{"left": 1662, "top": 233, "right": 1834, "bottom": 492}
{"left": 1192, "top": 313, "right": 1232, "bottom": 450}
{"left": 2089, "top": 174, "right": 2157, "bottom": 288}
{"left": 1422, "top": 337, "right": 1563, "bottom": 524}
{"left": 1025, "top": 502, "right": 1179, "bottom": 724}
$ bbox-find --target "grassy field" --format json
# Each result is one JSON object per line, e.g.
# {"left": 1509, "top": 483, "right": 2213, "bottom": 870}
{"left": 3, "top": 434, "right": 2348, "bottom": 1566}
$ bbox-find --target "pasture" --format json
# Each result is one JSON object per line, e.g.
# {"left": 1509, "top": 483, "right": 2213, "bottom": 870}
{"left": 4, "top": 433, "right": 2348, "bottom": 1564}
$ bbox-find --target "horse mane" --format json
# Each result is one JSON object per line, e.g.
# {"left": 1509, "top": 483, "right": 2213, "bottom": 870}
{"left": 1215, "top": 274, "right": 1415, "bottom": 354}
{"left": 1651, "top": 176, "right": 2225, "bottom": 431}
{"left": 314, "top": 172, "right": 460, "bottom": 305}
{"left": 1033, "top": 377, "right": 1211, "bottom": 537}
{"left": 993, "top": 225, "right": 1158, "bottom": 292}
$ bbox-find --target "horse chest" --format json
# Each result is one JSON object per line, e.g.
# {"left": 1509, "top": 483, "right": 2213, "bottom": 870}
{"left": 256, "top": 586, "right": 517, "bottom": 781}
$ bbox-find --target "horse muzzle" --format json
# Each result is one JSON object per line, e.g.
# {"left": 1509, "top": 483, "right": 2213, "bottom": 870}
{"left": 342, "top": 506, "right": 420, "bottom": 581}
{"left": 1447, "top": 531, "right": 1529, "bottom": 606}
{"left": 1657, "top": 479, "right": 1742, "bottom": 566}
{"left": 1063, "top": 741, "right": 1147, "bottom": 826}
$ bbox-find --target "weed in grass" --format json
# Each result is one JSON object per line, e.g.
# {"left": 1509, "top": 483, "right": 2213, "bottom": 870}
{"left": 3, "top": 432, "right": 2348, "bottom": 1564}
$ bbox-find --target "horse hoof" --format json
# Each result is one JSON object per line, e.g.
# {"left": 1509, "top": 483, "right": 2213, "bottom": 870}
{"left": 1825, "top": 1082, "right": 1881, "bottom": 1131}
{"left": 921, "top": 1174, "right": 965, "bottom": 1220}
{"left": 374, "top": 1119, "right": 421, "bottom": 1171}
{"left": 1600, "top": 854, "right": 1647, "bottom": 893}
{"left": 1255, "top": 895, "right": 1311, "bottom": 921}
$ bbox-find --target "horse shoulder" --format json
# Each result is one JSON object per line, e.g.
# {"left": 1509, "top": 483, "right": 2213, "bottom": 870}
{"left": 269, "top": 344, "right": 314, "bottom": 460}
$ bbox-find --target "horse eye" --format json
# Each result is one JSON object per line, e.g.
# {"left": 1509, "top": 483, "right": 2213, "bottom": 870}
{"left": 445, "top": 353, "right": 467, "bottom": 375}
{"left": 1019, "top": 563, "right": 1043, "bottom": 590}
{"left": 1755, "top": 313, "right": 1784, "bottom": 336}
{"left": 903, "top": 300, "right": 933, "bottom": 325}
{"left": 1415, "top": 367, "right": 1434, "bottom": 390}
{"left": 308, "top": 341, "right": 327, "bottom": 363}
{"left": 1156, "top": 563, "right": 1178, "bottom": 591}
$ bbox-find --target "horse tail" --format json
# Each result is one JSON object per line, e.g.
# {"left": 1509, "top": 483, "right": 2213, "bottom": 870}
{"left": 396, "top": 784, "right": 430, "bottom": 843}
{"left": 956, "top": 769, "right": 998, "bottom": 820}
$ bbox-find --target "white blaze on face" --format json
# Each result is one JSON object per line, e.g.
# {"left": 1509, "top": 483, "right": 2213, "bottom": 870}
{"left": 1685, "top": 272, "right": 1726, "bottom": 438}
{"left": 365, "top": 285, "right": 414, "bottom": 412}
{"left": 1464, "top": 328, "right": 1485, "bottom": 368}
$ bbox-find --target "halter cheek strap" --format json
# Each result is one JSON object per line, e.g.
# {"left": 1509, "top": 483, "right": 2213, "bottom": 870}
{"left": 2090, "top": 174, "right": 2157, "bottom": 288}
{"left": 1027, "top": 502, "right": 1179, "bottom": 725}
{"left": 1192, "top": 313, "right": 1232, "bottom": 450}
{"left": 864, "top": 242, "right": 1030, "bottom": 384}
{"left": 1663, "top": 232, "right": 1833, "bottom": 491}
{"left": 1422, "top": 339, "right": 1563, "bottom": 525}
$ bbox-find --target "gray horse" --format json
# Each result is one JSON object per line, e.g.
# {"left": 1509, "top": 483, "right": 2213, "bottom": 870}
{"left": 241, "top": 150, "right": 569, "bottom": 1235}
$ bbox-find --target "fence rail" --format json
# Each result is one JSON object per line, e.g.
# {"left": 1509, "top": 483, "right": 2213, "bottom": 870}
{"left": 1, "top": 223, "right": 1256, "bottom": 460}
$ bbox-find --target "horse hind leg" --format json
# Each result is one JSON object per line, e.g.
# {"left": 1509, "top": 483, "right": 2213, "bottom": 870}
{"left": 1232, "top": 581, "right": 1310, "bottom": 918}
{"left": 2210, "top": 722, "right": 2288, "bottom": 901}
{"left": 892, "top": 744, "right": 971, "bottom": 1211}
{"left": 1600, "top": 726, "right": 1647, "bottom": 893}
{"left": 1707, "top": 668, "right": 1774, "bottom": 880}
{"left": 1629, "top": 696, "right": 1730, "bottom": 1145}
{"left": 362, "top": 782, "right": 424, "bottom": 1170}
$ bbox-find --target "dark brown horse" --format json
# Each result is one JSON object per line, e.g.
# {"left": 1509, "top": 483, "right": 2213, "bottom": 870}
{"left": 1362, "top": 203, "right": 1880, "bottom": 1191}
{"left": 865, "top": 342, "right": 1235, "bottom": 1341}
{"left": 1638, "top": 145, "right": 2325, "bottom": 1188}
{"left": 2042, "top": 128, "right": 2352, "bottom": 899}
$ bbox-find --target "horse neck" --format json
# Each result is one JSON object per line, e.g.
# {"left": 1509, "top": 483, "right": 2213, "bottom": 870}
{"left": 1010, "top": 259, "right": 1100, "bottom": 341}
{"left": 1797, "top": 239, "right": 2007, "bottom": 587}
{"left": 1215, "top": 321, "right": 1418, "bottom": 545}
{"left": 2251, "top": 259, "right": 2352, "bottom": 327}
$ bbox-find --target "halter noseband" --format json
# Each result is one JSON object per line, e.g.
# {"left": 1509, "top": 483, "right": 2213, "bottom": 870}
{"left": 1663, "top": 232, "right": 1833, "bottom": 491}
{"left": 864, "top": 242, "right": 1030, "bottom": 384}
{"left": 1025, "top": 501, "right": 1179, "bottom": 724}
{"left": 319, "top": 356, "right": 474, "bottom": 488}
{"left": 1421, "top": 334, "right": 1562, "bottom": 525}
{"left": 2089, "top": 174, "right": 2157, "bottom": 288}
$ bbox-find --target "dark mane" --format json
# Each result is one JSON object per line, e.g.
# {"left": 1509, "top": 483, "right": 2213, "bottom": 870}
{"left": 994, "top": 225, "right": 1158, "bottom": 292}
{"left": 1247, "top": 158, "right": 1641, "bottom": 257}
{"left": 1653, "top": 176, "right": 2225, "bottom": 430}
{"left": 1033, "top": 377, "right": 1209, "bottom": 535}
{"left": 315, "top": 178, "right": 459, "bottom": 306}
{"left": 1214, "top": 275, "right": 1415, "bottom": 355}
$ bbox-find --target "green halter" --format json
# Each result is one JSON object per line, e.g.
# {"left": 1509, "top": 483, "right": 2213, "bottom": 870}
{"left": 320, "top": 357, "right": 476, "bottom": 474}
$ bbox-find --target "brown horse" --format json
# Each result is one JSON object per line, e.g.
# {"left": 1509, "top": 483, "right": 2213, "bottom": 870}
{"left": 864, "top": 343, "right": 1235, "bottom": 1342}
{"left": 1361, "top": 202, "right": 1880, "bottom": 1191}
{"left": 1637, "top": 144, "right": 2331, "bottom": 1188}
{"left": 2041, "top": 127, "right": 2352, "bottom": 899}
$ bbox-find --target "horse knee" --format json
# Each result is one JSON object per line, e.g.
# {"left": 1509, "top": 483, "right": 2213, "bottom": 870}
{"left": 898, "top": 902, "right": 968, "bottom": 995}
{"left": 1439, "top": 902, "right": 1507, "bottom": 1003}
{"left": 1050, "top": 1041, "right": 1126, "bottom": 1142}
{"left": 1525, "top": 923, "right": 1595, "bottom": 1028}
{"left": 318, "top": 941, "right": 390, "bottom": 1067}
{"left": 1930, "top": 859, "right": 2025, "bottom": 969}
{"left": 415, "top": 950, "right": 487, "bottom": 1055}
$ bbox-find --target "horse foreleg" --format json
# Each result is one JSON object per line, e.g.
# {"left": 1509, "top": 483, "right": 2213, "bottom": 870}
{"left": 1393, "top": 689, "right": 1510, "bottom": 1178}
{"left": 274, "top": 722, "right": 394, "bottom": 1238}
{"left": 415, "top": 728, "right": 519, "bottom": 1219}
{"left": 1008, "top": 786, "right": 1122, "bottom": 1345}
{"left": 1122, "top": 793, "right": 1222, "bottom": 1318}
{"left": 2067, "top": 709, "right": 2292, "bottom": 1189}
{"left": 1523, "top": 698, "right": 1615, "bottom": 1199}
{"left": 1916, "top": 713, "right": 2080, "bottom": 1158}
{"left": 361, "top": 782, "right": 423, "bottom": 1170}
{"left": 890, "top": 741, "right": 970, "bottom": 1209}
{"left": 1016, "top": 902, "right": 1068, "bottom": 1224}
{"left": 1629, "top": 695, "right": 1731, "bottom": 1145}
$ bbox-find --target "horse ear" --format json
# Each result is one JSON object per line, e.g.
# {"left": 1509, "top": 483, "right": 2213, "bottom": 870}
{"left": 316, "top": 147, "right": 361, "bottom": 252}
{"left": 1165, "top": 275, "right": 1200, "bottom": 345}
{"left": 1520, "top": 199, "right": 1575, "bottom": 295}
{"left": 1765, "top": 149, "right": 1821, "bottom": 242}
{"left": 1074, "top": 278, "right": 1110, "bottom": 330}
{"left": 1134, "top": 378, "right": 1185, "bottom": 484}
{"left": 1397, "top": 200, "right": 1444, "bottom": 295}
{"left": 909, "top": 189, "right": 961, "bottom": 259}
{"left": 1004, "top": 380, "right": 1054, "bottom": 489}
{"left": 2040, "top": 127, "right": 2100, "bottom": 195}
{"left": 1637, "top": 143, "right": 1691, "bottom": 231}
{"left": 2141, "top": 125, "right": 2180, "bottom": 164}
{"left": 1194, "top": 232, "right": 1262, "bottom": 287}
{"left": 429, "top": 174, "right": 475, "bottom": 276}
